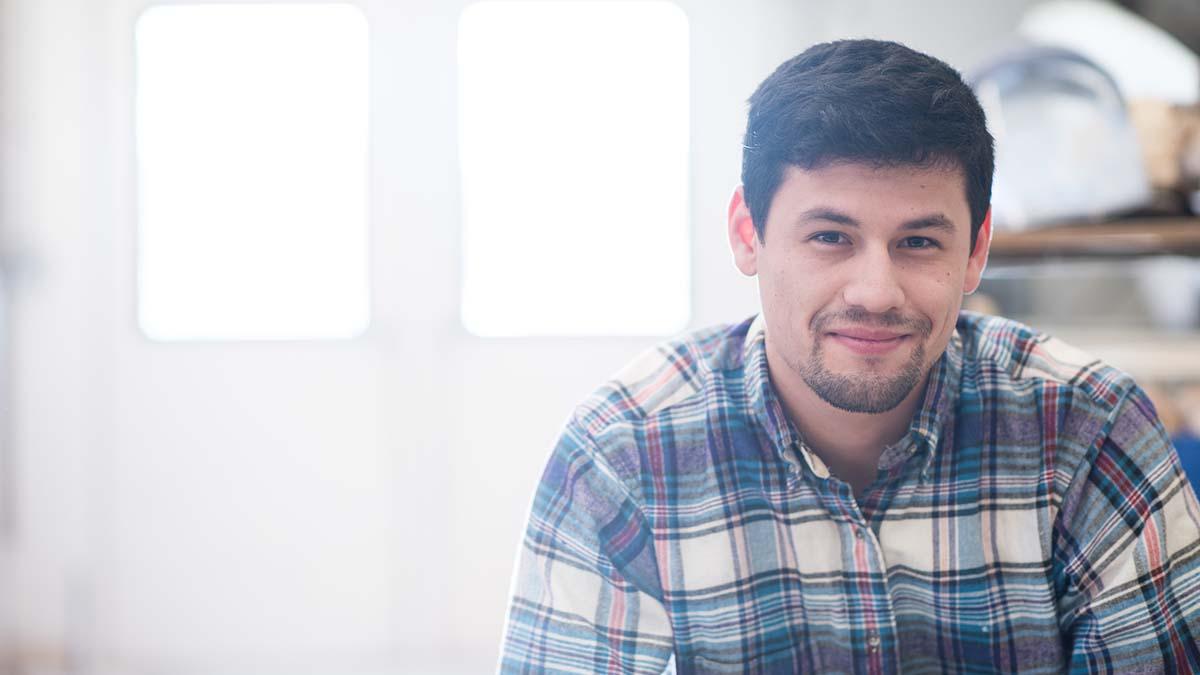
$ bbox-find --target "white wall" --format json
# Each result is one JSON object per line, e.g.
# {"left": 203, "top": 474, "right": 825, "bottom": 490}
{"left": 0, "top": 1, "right": 1044, "bottom": 673}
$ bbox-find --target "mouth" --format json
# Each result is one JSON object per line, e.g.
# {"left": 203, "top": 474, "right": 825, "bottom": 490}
{"left": 825, "top": 328, "right": 911, "bottom": 356}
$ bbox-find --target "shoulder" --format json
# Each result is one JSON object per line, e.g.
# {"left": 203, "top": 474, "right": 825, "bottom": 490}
{"left": 956, "top": 310, "right": 1137, "bottom": 414}
{"left": 542, "top": 318, "right": 753, "bottom": 506}
{"left": 569, "top": 317, "right": 753, "bottom": 439}
{"left": 956, "top": 312, "right": 1184, "bottom": 518}
{"left": 955, "top": 311, "right": 1181, "bottom": 485}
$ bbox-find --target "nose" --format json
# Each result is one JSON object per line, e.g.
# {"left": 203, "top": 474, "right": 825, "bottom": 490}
{"left": 841, "top": 247, "right": 905, "bottom": 314}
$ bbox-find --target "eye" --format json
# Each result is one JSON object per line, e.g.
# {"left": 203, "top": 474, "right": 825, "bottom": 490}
{"left": 810, "top": 231, "right": 848, "bottom": 245}
{"left": 899, "top": 236, "right": 940, "bottom": 250}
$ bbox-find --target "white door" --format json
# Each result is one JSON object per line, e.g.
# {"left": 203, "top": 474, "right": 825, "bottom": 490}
{"left": 1, "top": 0, "right": 964, "bottom": 672}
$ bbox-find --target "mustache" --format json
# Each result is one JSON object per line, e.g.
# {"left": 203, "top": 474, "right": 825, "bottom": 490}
{"left": 811, "top": 307, "right": 932, "bottom": 337}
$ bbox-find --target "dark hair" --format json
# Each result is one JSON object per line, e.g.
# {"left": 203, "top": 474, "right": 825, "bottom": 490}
{"left": 742, "top": 39, "right": 994, "bottom": 251}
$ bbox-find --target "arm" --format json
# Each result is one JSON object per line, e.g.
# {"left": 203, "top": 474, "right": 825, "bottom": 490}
{"left": 1055, "top": 385, "right": 1200, "bottom": 673}
{"left": 498, "top": 419, "right": 675, "bottom": 674}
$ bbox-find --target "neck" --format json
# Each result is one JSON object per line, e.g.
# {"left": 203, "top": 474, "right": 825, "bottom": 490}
{"left": 764, "top": 339, "right": 929, "bottom": 491}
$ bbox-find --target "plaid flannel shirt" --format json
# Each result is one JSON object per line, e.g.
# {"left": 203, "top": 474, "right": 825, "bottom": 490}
{"left": 499, "top": 312, "right": 1200, "bottom": 673}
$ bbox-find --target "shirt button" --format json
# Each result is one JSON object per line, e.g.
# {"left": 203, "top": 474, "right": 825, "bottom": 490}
{"left": 854, "top": 527, "right": 865, "bottom": 540}
{"left": 867, "top": 633, "right": 881, "bottom": 651}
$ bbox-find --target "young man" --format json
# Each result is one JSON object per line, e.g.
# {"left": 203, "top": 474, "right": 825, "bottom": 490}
{"left": 499, "top": 40, "right": 1200, "bottom": 673}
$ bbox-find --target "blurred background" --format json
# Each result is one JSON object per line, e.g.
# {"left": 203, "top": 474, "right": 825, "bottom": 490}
{"left": 1, "top": 0, "right": 1198, "bottom": 673}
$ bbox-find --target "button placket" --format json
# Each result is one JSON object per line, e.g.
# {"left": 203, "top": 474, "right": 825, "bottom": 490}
{"left": 843, "top": 502, "right": 893, "bottom": 664}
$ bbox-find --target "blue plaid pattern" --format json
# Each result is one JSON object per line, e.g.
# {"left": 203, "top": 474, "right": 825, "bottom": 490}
{"left": 499, "top": 312, "right": 1200, "bottom": 673}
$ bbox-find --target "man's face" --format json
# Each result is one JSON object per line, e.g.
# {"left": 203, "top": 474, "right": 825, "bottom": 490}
{"left": 728, "top": 162, "right": 990, "bottom": 414}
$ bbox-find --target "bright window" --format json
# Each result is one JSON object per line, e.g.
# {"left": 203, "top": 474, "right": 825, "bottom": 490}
{"left": 136, "top": 4, "right": 370, "bottom": 341}
{"left": 458, "top": 1, "right": 690, "bottom": 337}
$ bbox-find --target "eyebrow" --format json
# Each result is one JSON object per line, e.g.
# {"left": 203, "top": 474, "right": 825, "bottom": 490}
{"left": 797, "top": 207, "right": 958, "bottom": 234}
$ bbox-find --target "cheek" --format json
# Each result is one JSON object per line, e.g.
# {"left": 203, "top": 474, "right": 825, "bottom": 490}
{"left": 759, "top": 259, "right": 824, "bottom": 343}
{"left": 916, "top": 269, "right": 966, "bottom": 338}
{"left": 759, "top": 256, "right": 791, "bottom": 304}
{"left": 910, "top": 266, "right": 958, "bottom": 306}
{"left": 763, "top": 271, "right": 799, "bottom": 334}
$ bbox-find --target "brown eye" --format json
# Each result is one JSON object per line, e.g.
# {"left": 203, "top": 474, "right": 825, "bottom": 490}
{"left": 900, "top": 236, "right": 939, "bottom": 249}
{"left": 811, "top": 232, "right": 847, "bottom": 245}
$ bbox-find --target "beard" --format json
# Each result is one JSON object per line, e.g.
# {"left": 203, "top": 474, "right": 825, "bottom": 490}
{"left": 792, "top": 308, "right": 932, "bottom": 414}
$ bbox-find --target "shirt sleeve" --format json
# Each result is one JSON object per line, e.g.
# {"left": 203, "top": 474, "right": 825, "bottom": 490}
{"left": 497, "top": 419, "right": 675, "bottom": 674}
{"left": 1055, "top": 384, "right": 1200, "bottom": 673}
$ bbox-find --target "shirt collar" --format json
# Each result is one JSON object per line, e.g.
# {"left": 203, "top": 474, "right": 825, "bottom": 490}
{"left": 740, "top": 314, "right": 803, "bottom": 464}
{"left": 909, "top": 327, "right": 962, "bottom": 474}
{"left": 739, "top": 313, "right": 962, "bottom": 478}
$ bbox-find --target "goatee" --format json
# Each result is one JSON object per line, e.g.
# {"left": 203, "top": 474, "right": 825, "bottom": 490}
{"left": 794, "top": 308, "right": 932, "bottom": 414}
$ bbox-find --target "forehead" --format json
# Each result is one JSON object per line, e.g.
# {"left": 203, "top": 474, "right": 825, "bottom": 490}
{"left": 770, "top": 161, "right": 971, "bottom": 228}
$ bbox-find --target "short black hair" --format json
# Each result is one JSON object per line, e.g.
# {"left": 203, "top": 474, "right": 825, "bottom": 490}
{"left": 742, "top": 39, "right": 994, "bottom": 251}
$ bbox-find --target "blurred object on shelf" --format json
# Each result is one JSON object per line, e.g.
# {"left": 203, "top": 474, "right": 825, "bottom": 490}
{"left": 1115, "top": 0, "right": 1200, "bottom": 65}
{"left": 1128, "top": 100, "right": 1200, "bottom": 191}
{"left": 970, "top": 46, "right": 1151, "bottom": 231}
{"left": 1128, "top": 100, "right": 1200, "bottom": 217}
{"left": 1020, "top": 0, "right": 1199, "bottom": 105}
{"left": 1184, "top": 112, "right": 1200, "bottom": 217}
{"left": 1138, "top": 190, "right": 1191, "bottom": 217}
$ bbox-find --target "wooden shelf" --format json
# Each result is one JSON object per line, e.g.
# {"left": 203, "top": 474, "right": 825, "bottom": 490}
{"left": 989, "top": 217, "right": 1200, "bottom": 260}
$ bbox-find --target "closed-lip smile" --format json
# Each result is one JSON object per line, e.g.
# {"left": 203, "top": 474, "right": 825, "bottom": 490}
{"left": 828, "top": 327, "right": 907, "bottom": 341}
{"left": 826, "top": 327, "right": 910, "bottom": 355}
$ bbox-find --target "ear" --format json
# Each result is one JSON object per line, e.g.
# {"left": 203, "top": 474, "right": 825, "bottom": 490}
{"left": 727, "top": 186, "right": 760, "bottom": 276}
{"left": 963, "top": 207, "right": 992, "bottom": 294}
